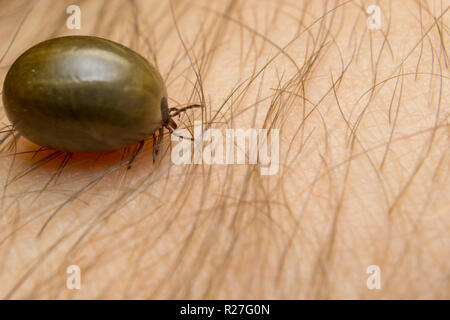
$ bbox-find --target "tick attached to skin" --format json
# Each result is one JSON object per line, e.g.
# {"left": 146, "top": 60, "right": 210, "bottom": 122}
{"left": 2, "top": 35, "right": 199, "bottom": 168}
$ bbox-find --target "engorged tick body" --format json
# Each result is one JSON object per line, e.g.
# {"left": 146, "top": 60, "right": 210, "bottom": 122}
{"left": 2, "top": 35, "right": 182, "bottom": 153}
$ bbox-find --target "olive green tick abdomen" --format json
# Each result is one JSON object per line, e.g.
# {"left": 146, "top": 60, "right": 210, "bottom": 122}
{"left": 2, "top": 36, "right": 168, "bottom": 152}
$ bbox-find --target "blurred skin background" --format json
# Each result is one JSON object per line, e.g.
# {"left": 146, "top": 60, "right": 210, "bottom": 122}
{"left": 0, "top": 0, "right": 448, "bottom": 299}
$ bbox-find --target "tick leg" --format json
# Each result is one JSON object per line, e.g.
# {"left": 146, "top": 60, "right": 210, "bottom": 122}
{"left": 152, "top": 127, "right": 164, "bottom": 164}
{"left": 167, "top": 126, "right": 196, "bottom": 141}
{"left": 127, "top": 140, "right": 145, "bottom": 169}
{"left": 169, "top": 104, "right": 202, "bottom": 117}
{"left": 151, "top": 133, "right": 157, "bottom": 163}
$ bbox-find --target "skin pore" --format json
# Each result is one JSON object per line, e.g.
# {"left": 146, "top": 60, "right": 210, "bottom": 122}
{"left": 0, "top": 0, "right": 448, "bottom": 299}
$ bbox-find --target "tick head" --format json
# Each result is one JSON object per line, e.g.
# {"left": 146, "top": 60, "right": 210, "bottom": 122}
{"left": 160, "top": 96, "right": 170, "bottom": 124}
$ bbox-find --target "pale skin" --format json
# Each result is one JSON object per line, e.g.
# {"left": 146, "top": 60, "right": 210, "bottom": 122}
{"left": 0, "top": 0, "right": 448, "bottom": 299}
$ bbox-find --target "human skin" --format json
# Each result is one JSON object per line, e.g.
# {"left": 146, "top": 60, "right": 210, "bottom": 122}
{"left": 0, "top": 0, "right": 448, "bottom": 299}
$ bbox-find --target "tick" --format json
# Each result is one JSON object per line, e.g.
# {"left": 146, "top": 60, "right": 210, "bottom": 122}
{"left": 2, "top": 35, "right": 198, "bottom": 166}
